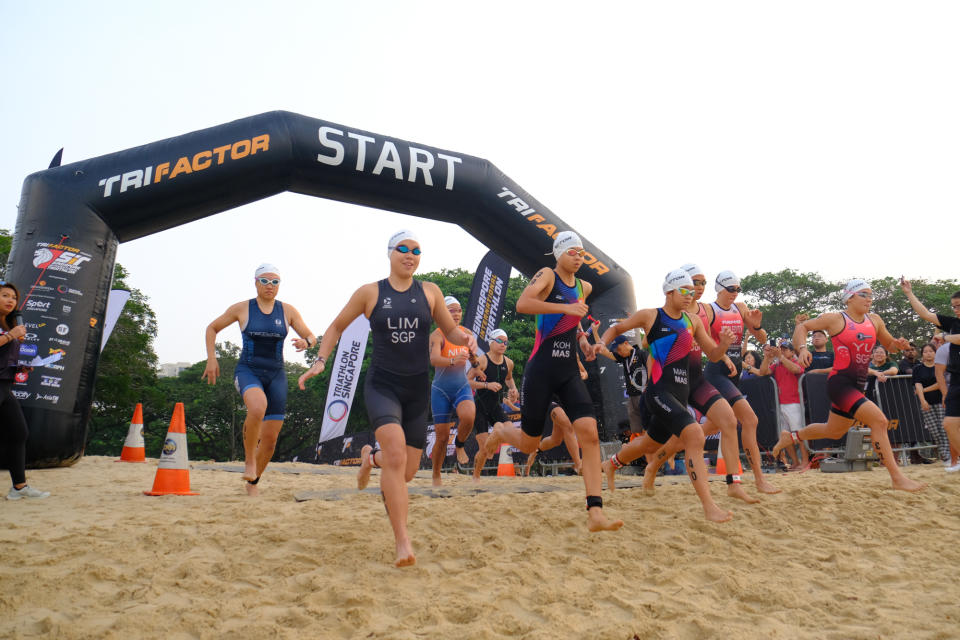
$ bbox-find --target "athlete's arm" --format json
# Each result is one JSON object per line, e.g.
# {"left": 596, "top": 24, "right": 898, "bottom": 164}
{"left": 297, "top": 284, "right": 372, "bottom": 389}
{"left": 504, "top": 357, "right": 519, "bottom": 402}
{"left": 201, "top": 302, "right": 245, "bottom": 385}
{"left": 593, "top": 309, "right": 656, "bottom": 358}
{"left": 516, "top": 268, "right": 588, "bottom": 317}
{"left": 900, "top": 278, "right": 941, "bottom": 326}
{"left": 872, "top": 313, "right": 910, "bottom": 355}
{"left": 468, "top": 354, "right": 488, "bottom": 390}
{"left": 793, "top": 312, "right": 841, "bottom": 368}
{"left": 738, "top": 302, "right": 768, "bottom": 344}
{"left": 577, "top": 354, "right": 588, "bottom": 380}
{"left": 691, "top": 314, "right": 734, "bottom": 362}
{"left": 283, "top": 303, "right": 317, "bottom": 352}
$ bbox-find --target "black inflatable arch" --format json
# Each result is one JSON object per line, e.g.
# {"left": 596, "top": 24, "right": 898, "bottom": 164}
{"left": 8, "top": 111, "right": 636, "bottom": 466}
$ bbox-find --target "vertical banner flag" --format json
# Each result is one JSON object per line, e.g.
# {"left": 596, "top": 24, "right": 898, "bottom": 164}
{"left": 463, "top": 251, "right": 512, "bottom": 353}
{"left": 318, "top": 315, "right": 371, "bottom": 443}
{"left": 100, "top": 289, "right": 131, "bottom": 352}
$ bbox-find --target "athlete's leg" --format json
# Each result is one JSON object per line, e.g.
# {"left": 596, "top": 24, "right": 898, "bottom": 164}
{"left": 943, "top": 417, "right": 960, "bottom": 465}
{"left": 679, "top": 422, "right": 732, "bottom": 523}
{"left": 453, "top": 399, "right": 476, "bottom": 465}
{"left": 374, "top": 423, "right": 417, "bottom": 567}
{"left": 241, "top": 387, "right": 268, "bottom": 488}
{"left": 732, "top": 398, "right": 779, "bottom": 494}
{"left": 603, "top": 434, "right": 661, "bottom": 492}
{"left": 430, "top": 422, "right": 453, "bottom": 486}
{"left": 642, "top": 438, "right": 682, "bottom": 492}
{"left": 572, "top": 416, "right": 623, "bottom": 531}
{"left": 554, "top": 408, "right": 583, "bottom": 473}
{"left": 254, "top": 419, "right": 283, "bottom": 477}
{"left": 773, "top": 411, "right": 854, "bottom": 457}
{"left": 852, "top": 402, "right": 925, "bottom": 491}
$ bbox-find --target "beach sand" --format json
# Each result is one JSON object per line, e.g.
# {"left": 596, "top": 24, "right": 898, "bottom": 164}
{"left": 2, "top": 456, "right": 959, "bottom": 639}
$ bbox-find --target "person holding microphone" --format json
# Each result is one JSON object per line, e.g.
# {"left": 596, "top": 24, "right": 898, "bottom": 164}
{"left": 0, "top": 281, "right": 50, "bottom": 500}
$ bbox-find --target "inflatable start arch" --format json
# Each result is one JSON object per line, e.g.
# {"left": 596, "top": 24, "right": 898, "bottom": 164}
{"left": 7, "top": 111, "right": 637, "bottom": 466}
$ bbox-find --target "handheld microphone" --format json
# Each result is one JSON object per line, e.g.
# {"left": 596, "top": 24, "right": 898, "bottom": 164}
{"left": 14, "top": 313, "right": 23, "bottom": 327}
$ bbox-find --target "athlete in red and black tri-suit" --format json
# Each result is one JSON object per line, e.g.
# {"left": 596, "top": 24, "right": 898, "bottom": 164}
{"left": 774, "top": 279, "right": 925, "bottom": 492}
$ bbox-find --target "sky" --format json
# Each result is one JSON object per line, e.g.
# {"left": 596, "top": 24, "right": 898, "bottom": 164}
{"left": 2, "top": 1, "right": 958, "bottom": 366}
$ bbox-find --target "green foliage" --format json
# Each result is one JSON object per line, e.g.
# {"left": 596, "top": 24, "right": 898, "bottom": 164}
{"left": 0, "top": 228, "right": 11, "bottom": 279}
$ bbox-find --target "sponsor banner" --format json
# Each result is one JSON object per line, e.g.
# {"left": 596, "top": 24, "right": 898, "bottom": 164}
{"left": 32, "top": 242, "right": 93, "bottom": 275}
{"left": 317, "top": 315, "right": 370, "bottom": 443}
{"left": 462, "top": 250, "right": 512, "bottom": 353}
{"left": 101, "top": 289, "right": 131, "bottom": 351}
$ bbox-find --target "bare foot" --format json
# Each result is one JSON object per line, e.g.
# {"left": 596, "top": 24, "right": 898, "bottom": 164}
{"left": 524, "top": 450, "right": 537, "bottom": 477}
{"left": 797, "top": 461, "right": 812, "bottom": 473}
{"left": 704, "top": 504, "right": 734, "bottom": 523}
{"left": 587, "top": 508, "right": 624, "bottom": 532}
{"left": 891, "top": 476, "right": 926, "bottom": 492}
{"left": 641, "top": 463, "right": 657, "bottom": 494}
{"left": 357, "top": 445, "right": 373, "bottom": 490}
{"left": 756, "top": 478, "right": 781, "bottom": 494}
{"left": 395, "top": 540, "right": 416, "bottom": 567}
{"left": 771, "top": 431, "right": 792, "bottom": 460}
{"left": 245, "top": 480, "right": 259, "bottom": 497}
{"left": 601, "top": 458, "right": 617, "bottom": 492}
{"left": 456, "top": 446, "right": 469, "bottom": 465}
{"left": 432, "top": 473, "right": 442, "bottom": 487}
{"left": 726, "top": 483, "right": 760, "bottom": 504}
{"left": 242, "top": 460, "right": 258, "bottom": 482}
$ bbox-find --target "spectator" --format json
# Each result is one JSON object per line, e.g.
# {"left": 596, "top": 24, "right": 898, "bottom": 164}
{"left": 596, "top": 334, "right": 647, "bottom": 434}
{"left": 933, "top": 342, "right": 958, "bottom": 467}
{"left": 914, "top": 343, "right": 950, "bottom": 466}
{"left": 741, "top": 350, "right": 761, "bottom": 380}
{"left": 759, "top": 342, "right": 808, "bottom": 469}
{"left": 898, "top": 342, "right": 919, "bottom": 376}
{"left": 865, "top": 345, "right": 898, "bottom": 402}
{"left": 806, "top": 328, "right": 834, "bottom": 374}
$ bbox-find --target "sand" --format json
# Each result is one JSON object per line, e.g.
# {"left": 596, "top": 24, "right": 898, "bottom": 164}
{"left": 2, "top": 455, "right": 959, "bottom": 639}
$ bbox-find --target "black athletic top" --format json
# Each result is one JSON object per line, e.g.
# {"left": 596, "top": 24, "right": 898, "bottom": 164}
{"left": 476, "top": 354, "right": 509, "bottom": 409}
{"left": 0, "top": 328, "right": 20, "bottom": 382}
{"left": 368, "top": 279, "right": 432, "bottom": 376}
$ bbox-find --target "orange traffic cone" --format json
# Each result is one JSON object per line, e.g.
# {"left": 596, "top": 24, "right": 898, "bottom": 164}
{"left": 496, "top": 444, "right": 516, "bottom": 477}
{"left": 144, "top": 403, "right": 198, "bottom": 496}
{"left": 715, "top": 438, "right": 743, "bottom": 476}
{"left": 117, "top": 404, "right": 146, "bottom": 462}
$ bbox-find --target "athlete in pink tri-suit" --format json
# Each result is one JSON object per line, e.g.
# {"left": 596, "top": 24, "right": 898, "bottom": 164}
{"left": 774, "top": 279, "right": 925, "bottom": 492}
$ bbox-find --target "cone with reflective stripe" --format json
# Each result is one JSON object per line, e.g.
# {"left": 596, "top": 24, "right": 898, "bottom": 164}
{"left": 117, "top": 403, "right": 146, "bottom": 462}
{"left": 144, "top": 403, "right": 198, "bottom": 495}
{"left": 496, "top": 444, "right": 516, "bottom": 477}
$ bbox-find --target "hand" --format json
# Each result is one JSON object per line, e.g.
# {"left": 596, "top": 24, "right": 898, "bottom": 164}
{"left": 293, "top": 337, "right": 311, "bottom": 352}
{"left": 745, "top": 308, "right": 762, "bottom": 328}
{"left": 566, "top": 300, "right": 589, "bottom": 318}
{"left": 580, "top": 368, "right": 589, "bottom": 380}
{"left": 460, "top": 329, "right": 478, "bottom": 355}
{"left": 486, "top": 381, "right": 502, "bottom": 392}
{"left": 794, "top": 313, "right": 809, "bottom": 325}
{"left": 893, "top": 337, "right": 911, "bottom": 351}
{"left": 451, "top": 352, "right": 470, "bottom": 367}
{"left": 591, "top": 317, "right": 601, "bottom": 328}
{"left": 798, "top": 347, "right": 812, "bottom": 368}
{"left": 589, "top": 343, "right": 605, "bottom": 360}
{"left": 8, "top": 325, "right": 26, "bottom": 341}
{"left": 201, "top": 359, "right": 219, "bottom": 385}
{"left": 763, "top": 345, "right": 780, "bottom": 359}
{"left": 718, "top": 327, "right": 736, "bottom": 347}
{"left": 507, "top": 388, "right": 519, "bottom": 403}
{"left": 899, "top": 276, "right": 912, "bottom": 294}
{"left": 721, "top": 355, "right": 736, "bottom": 377}
{"left": 298, "top": 360, "right": 326, "bottom": 390}
{"left": 877, "top": 373, "right": 887, "bottom": 383}
{"left": 474, "top": 369, "right": 487, "bottom": 381}
{"left": 921, "top": 400, "right": 931, "bottom": 412}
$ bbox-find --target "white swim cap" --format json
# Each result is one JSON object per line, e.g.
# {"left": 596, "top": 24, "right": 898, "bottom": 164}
{"left": 663, "top": 268, "right": 694, "bottom": 293}
{"left": 444, "top": 296, "right": 461, "bottom": 308}
{"left": 255, "top": 263, "right": 280, "bottom": 278}
{"left": 681, "top": 263, "right": 704, "bottom": 278}
{"left": 489, "top": 328, "right": 508, "bottom": 341}
{"left": 387, "top": 230, "right": 420, "bottom": 257}
{"left": 842, "top": 278, "right": 871, "bottom": 303}
{"left": 714, "top": 270, "right": 741, "bottom": 292}
{"left": 552, "top": 231, "right": 584, "bottom": 260}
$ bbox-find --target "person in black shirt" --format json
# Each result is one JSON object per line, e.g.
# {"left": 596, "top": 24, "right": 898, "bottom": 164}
{"left": 913, "top": 342, "right": 950, "bottom": 464}
{"left": 0, "top": 281, "right": 50, "bottom": 500}
{"left": 597, "top": 334, "right": 647, "bottom": 432}
{"left": 901, "top": 279, "right": 960, "bottom": 472}
{"left": 898, "top": 342, "right": 919, "bottom": 376}
{"left": 805, "top": 329, "right": 834, "bottom": 374}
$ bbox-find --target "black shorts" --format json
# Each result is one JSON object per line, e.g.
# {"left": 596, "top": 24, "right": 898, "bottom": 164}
{"left": 827, "top": 374, "right": 868, "bottom": 420}
{"left": 688, "top": 374, "right": 723, "bottom": 416}
{"left": 474, "top": 400, "right": 508, "bottom": 434}
{"left": 643, "top": 388, "right": 695, "bottom": 444}
{"left": 363, "top": 368, "right": 430, "bottom": 450}
{"left": 520, "top": 366, "right": 594, "bottom": 438}
{"left": 945, "top": 382, "right": 960, "bottom": 418}
{"left": 703, "top": 361, "right": 745, "bottom": 405}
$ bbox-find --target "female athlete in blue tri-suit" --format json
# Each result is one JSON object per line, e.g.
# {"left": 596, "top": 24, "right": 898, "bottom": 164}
{"left": 202, "top": 264, "right": 316, "bottom": 496}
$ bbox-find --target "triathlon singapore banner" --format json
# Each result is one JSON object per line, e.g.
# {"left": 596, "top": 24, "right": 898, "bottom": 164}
{"left": 317, "top": 315, "right": 370, "bottom": 443}
{"left": 462, "top": 250, "right": 512, "bottom": 353}
{"left": 7, "top": 110, "right": 636, "bottom": 466}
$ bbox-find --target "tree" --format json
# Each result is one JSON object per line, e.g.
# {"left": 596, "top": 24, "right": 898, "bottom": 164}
{"left": 740, "top": 269, "right": 839, "bottom": 342}
{"left": 0, "top": 228, "right": 11, "bottom": 279}
{"left": 86, "top": 264, "right": 164, "bottom": 455}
